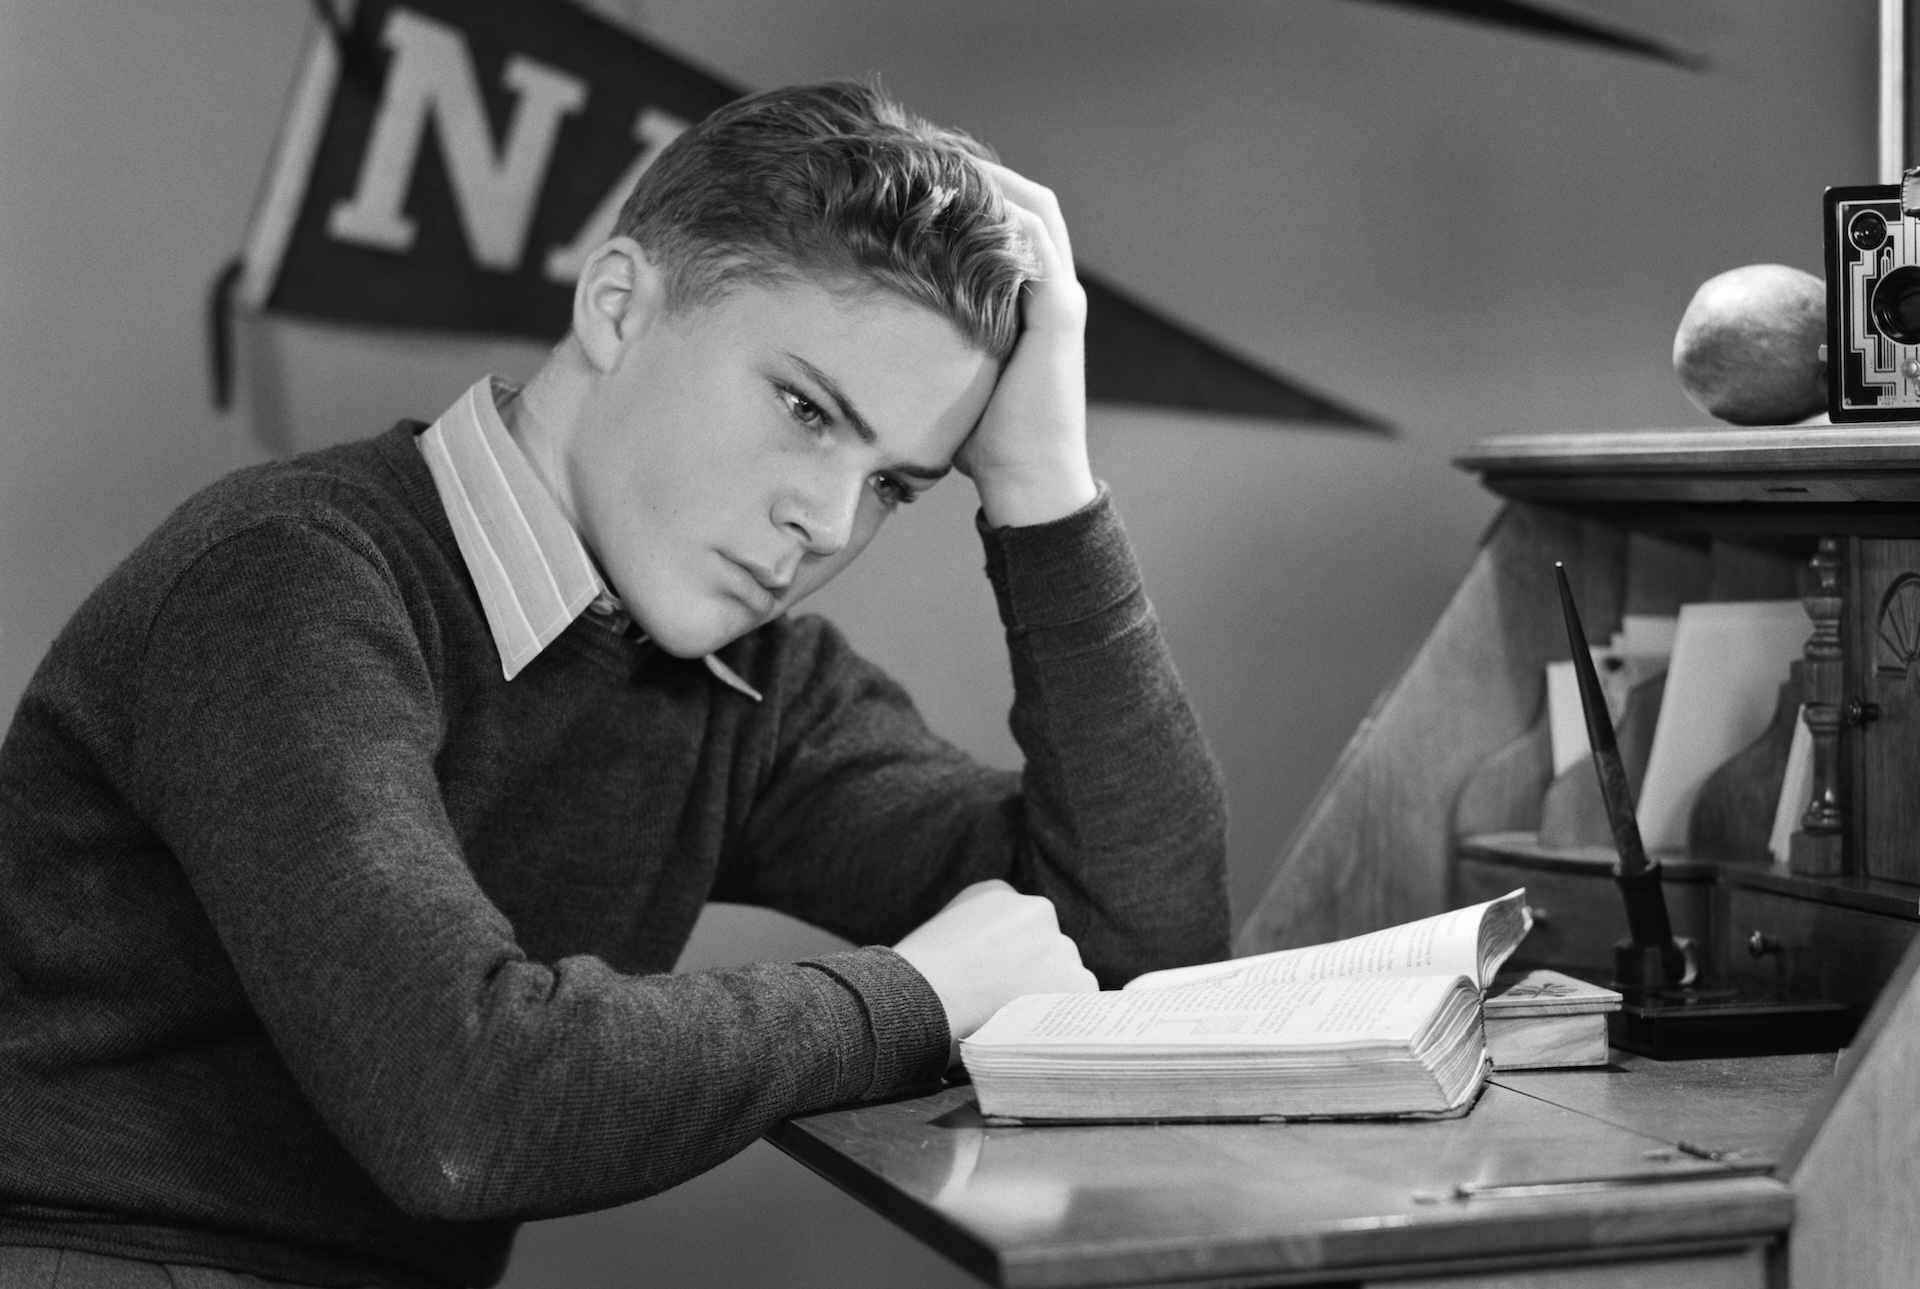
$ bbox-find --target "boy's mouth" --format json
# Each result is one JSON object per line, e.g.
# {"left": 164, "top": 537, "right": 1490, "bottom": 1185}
{"left": 722, "top": 555, "right": 790, "bottom": 611}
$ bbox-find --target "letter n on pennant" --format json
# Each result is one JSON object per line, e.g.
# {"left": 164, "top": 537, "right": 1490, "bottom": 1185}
{"left": 328, "top": 8, "right": 586, "bottom": 271}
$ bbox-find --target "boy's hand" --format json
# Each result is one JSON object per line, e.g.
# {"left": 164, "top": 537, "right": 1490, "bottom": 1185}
{"left": 958, "top": 163, "right": 1098, "bottom": 529}
{"left": 893, "top": 879, "right": 1098, "bottom": 1066}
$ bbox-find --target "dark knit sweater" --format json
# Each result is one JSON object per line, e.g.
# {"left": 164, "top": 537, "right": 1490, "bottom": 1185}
{"left": 0, "top": 424, "right": 1229, "bottom": 1288}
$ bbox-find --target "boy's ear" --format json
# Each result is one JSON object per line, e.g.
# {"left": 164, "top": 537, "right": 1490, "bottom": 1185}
{"left": 573, "top": 237, "right": 668, "bottom": 373}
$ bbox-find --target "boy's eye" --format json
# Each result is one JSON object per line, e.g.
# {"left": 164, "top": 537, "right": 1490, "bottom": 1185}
{"left": 779, "top": 387, "right": 829, "bottom": 432}
{"left": 871, "top": 474, "right": 918, "bottom": 509}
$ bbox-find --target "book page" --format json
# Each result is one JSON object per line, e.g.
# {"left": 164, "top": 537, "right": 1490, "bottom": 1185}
{"left": 1123, "top": 890, "right": 1527, "bottom": 993}
{"left": 966, "top": 974, "right": 1465, "bottom": 1051}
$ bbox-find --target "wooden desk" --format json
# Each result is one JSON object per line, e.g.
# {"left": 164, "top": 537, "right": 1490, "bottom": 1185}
{"left": 773, "top": 429, "right": 1920, "bottom": 1287}
{"left": 769, "top": 1054, "right": 1829, "bottom": 1288}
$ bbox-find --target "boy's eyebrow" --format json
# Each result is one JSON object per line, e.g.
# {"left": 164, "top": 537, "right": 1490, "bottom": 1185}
{"left": 786, "top": 353, "right": 877, "bottom": 443}
{"left": 785, "top": 353, "right": 952, "bottom": 482}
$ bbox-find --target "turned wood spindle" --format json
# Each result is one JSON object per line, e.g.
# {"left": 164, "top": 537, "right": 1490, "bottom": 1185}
{"left": 1790, "top": 536, "right": 1846, "bottom": 876}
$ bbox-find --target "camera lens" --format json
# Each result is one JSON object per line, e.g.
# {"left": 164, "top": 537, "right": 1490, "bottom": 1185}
{"left": 1871, "top": 265, "right": 1920, "bottom": 344}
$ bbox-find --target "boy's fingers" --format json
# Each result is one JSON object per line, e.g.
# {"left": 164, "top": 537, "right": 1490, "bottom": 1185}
{"left": 1003, "top": 204, "right": 1087, "bottom": 333}
{"left": 1007, "top": 204, "right": 1065, "bottom": 286}
{"left": 979, "top": 160, "right": 1075, "bottom": 271}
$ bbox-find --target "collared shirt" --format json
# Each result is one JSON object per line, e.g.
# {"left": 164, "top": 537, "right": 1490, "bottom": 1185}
{"left": 417, "top": 377, "right": 761, "bottom": 701}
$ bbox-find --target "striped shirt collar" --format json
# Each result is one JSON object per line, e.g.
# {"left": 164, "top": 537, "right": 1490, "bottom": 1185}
{"left": 417, "top": 377, "right": 761, "bottom": 701}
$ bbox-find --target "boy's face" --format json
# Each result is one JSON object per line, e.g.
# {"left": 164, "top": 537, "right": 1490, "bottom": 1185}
{"left": 569, "top": 276, "right": 1000, "bottom": 658}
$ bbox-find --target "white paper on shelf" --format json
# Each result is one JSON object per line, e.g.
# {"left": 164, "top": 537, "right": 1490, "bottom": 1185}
{"left": 1547, "top": 661, "right": 1586, "bottom": 777}
{"left": 1635, "top": 601, "right": 1810, "bottom": 851}
{"left": 1769, "top": 710, "right": 1815, "bottom": 864}
{"left": 1618, "top": 614, "right": 1679, "bottom": 657}
{"left": 1546, "top": 653, "right": 1668, "bottom": 778}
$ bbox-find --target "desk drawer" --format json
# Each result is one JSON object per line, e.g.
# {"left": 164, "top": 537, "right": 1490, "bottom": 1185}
{"left": 1375, "top": 1242, "right": 1765, "bottom": 1287}
{"left": 1455, "top": 857, "right": 1712, "bottom": 977}
{"left": 1721, "top": 886, "right": 1917, "bottom": 1015}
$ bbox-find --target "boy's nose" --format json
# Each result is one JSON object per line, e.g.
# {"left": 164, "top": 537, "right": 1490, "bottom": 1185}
{"left": 773, "top": 472, "right": 860, "bottom": 556}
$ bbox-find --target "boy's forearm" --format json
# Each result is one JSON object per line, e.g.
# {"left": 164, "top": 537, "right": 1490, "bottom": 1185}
{"left": 982, "top": 489, "right": 1232, "bottom": 986}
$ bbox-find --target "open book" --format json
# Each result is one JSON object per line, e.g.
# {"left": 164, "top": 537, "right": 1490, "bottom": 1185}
{"left": 961, "top": 891, "right": 1531, "bottom": 1122}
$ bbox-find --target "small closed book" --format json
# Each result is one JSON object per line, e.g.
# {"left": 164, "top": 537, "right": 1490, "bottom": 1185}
{"left": 1484, "top": 970, "right": 1621, "bottom": 1070}
{"left": 962, "top": 891, "right": 1531, "bottom": 1123}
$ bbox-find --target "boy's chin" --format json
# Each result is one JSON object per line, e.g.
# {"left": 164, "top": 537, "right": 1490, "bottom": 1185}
{"left": 638, "top": 604, "right": 759, "bottom": 659}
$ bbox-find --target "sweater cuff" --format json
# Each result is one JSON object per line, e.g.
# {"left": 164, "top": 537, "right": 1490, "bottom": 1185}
{"left": 797, "top": 946, "right": 951, "bottom": 1102}
{"left": 977, "top": 483, "right": 1140, "bottom": 636}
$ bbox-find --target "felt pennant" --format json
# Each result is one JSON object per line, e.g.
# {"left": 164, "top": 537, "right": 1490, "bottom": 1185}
{"left": 1359, "top": 0, "right": 1706, "bottom": 69}
{"left": 218, "top": 0, "right": 1381, "bottom": 430}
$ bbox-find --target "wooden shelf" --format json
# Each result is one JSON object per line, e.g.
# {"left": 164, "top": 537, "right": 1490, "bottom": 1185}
{"left": 1456, "top": 426, "right": 1920, "bottom": 507}
{"left": 1457, "top": 831, "right": 1717, "bottom": 881}
{"left": 1458, "top": 832, "right": 1920, "bottom": 923}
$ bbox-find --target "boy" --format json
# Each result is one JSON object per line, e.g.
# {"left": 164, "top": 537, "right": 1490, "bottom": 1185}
{"left": 0, "top": 82, "right": 1227, "bottom": 1288}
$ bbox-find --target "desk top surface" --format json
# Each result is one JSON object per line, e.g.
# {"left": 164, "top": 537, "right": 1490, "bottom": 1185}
{"left": 768, "top": 1053, "right": 1835, "bottom": 1289}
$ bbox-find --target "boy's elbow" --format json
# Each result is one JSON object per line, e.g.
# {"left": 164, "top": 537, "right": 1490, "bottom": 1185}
{"left": 354, "top": 1108, "right": 523, "bottom": 1222}
{"left": 374, "top": 1144, "right": 513, "bottom": 1223}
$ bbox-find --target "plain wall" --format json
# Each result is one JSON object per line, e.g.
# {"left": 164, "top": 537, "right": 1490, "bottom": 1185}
{"left": 0, "top": 1, "right": 1873, "bottom": 1286}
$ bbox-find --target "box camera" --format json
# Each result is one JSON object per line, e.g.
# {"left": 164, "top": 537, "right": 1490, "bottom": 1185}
{"left": 1826, "top": 172, "right": 1920, "bottom": 421}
